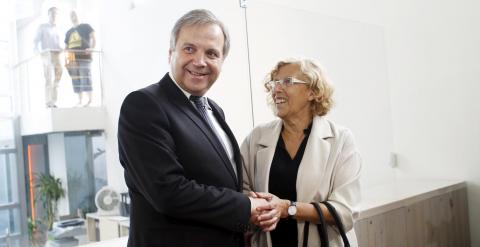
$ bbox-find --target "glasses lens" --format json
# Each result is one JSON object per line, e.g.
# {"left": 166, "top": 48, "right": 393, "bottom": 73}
{"left": 267, "top": 80, "right": 276, "bottom": 89}
{"left": 284, "top": 77, "right": 294, "bottom": 85}
{"left": 269, "top": 78, "right": 300, "bottom": 89}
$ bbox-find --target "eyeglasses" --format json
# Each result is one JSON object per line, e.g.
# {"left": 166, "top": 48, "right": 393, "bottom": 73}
{"left": 267, "top": 77, "right": 309, "bottom": 89}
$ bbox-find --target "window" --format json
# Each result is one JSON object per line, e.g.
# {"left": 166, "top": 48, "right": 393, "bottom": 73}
{"left": 0, "top": 119, "right": 14, "bottom": 149}
{"left": 64, "top": 131, "right": 107, "bottom": 215}
{"left": 0, "top": 1, "right": 24, "bottom": 241}
{"left": 0, "top": 64, "right": 13, "bottom": 115}
{"left": 0, "top": 119, "right": 22, "bottom": 239}
{"left": 22, "top": 131, "right": 107, "bottom": 221}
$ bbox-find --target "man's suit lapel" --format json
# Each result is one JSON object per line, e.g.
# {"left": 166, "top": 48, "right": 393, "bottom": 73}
{"left": 210, "top": 101, "right": 243, "bottom": 190}
{"left": 162, "top": 75, "right": 239, "bottom": 185}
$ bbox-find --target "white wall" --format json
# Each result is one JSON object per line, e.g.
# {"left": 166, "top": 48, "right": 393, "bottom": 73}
{"left": 256, "top": 0, "right": 385, "bottom": 26}
{"left": 96, "top": 0, "right": 479, "bottom": 245}
{"left": 246, "top": 1, "right": 395, "bottom": 188}
{"left": 14, "top": 1, "right": 104, "bottom": 111}
{"left": 99, "top": 0, "right": 253, "bottom": 191}
{"left": 99, "top": 0, "right": 395, "bottom": 191}
{"left": 382, "top": 0, "right": 480, "bottom": 245}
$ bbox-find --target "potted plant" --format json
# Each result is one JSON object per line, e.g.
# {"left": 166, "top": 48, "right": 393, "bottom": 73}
{"left": 35, "top": 173, "right": 65, "bottom": 230}
{"left": 28, "top": 217, "right": 46, "bottom": 247}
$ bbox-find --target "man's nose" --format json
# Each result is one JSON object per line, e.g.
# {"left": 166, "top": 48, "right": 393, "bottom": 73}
{"left": 192, "top": 53, "right": 207, "bottom": 66}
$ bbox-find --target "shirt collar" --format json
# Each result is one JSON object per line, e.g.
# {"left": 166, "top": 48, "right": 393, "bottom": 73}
{"left": 168, "top": 72, "right": 212, "bottom": 110}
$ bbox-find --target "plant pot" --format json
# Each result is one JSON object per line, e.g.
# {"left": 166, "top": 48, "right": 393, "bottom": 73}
{"left": 30, "top": 230, "right": 47, "bottom": 247}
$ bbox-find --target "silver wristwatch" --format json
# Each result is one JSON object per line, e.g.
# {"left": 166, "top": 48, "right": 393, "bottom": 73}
{"left": 287, "top": 201, "right": 297, "bottom": 219}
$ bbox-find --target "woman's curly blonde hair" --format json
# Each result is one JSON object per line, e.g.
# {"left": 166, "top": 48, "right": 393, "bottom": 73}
{"left": 264, "top": 58, "right": 334, "bottom": 116}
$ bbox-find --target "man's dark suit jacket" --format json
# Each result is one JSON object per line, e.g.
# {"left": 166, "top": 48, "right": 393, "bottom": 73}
{"left": 118, "top": 73, "right": 251, "bottom": 247}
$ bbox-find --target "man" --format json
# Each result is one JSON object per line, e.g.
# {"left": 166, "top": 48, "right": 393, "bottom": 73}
{"left": 118, "top": 9, "right": 278, "bottom": 247}
{"left": 65, "top": 10, "right": 96, "bottom": 107}
{"left": 34, "top": 7, "right": 62, "bottom": 108}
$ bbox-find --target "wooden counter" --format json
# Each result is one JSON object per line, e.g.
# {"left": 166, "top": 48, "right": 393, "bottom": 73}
{"left": 80, "top": 179, "right": 470, "bottom": 247}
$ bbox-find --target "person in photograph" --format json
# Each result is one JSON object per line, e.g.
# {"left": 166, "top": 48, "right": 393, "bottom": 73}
{"left": 117, "top": 9, "right": 279, "bottom": 247}
{"left": 242, "top": 58, "right": 362, "bottom": 246}
{"left": 65, "top": 10, "right": 96, "bottom": 107}
{"left": 34, "top": 6, "right": 62, "bottom": 108}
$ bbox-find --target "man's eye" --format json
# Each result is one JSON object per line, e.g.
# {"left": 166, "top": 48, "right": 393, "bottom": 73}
{"left": 184, "top": 47, "right": 194, "bottom": 53}
{"left": 207, "top": 51, "right": 219, "bottom": 58}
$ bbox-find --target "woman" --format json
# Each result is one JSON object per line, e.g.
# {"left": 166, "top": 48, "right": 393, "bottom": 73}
{"left": 242, "top": 58, "right": 361, "bottom": 247}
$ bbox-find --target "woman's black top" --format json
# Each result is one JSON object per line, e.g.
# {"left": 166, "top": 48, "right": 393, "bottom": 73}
{"left": 268, "top": 125, "right": 312, "bottom": 247}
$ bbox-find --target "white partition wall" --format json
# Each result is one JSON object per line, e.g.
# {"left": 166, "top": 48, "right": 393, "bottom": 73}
{"left": 99, "top": 0, "right": 394, "bottom": 190}
{"left": 382, "top": 1, "right": 480, "bottom": 244}
{"left": 99, "top": 0, "right": 252, "bottom": 191}
{"left": 245, "top": 1, "right": 395, "bottom": 187}
{"left": 94, "top": 1, "right": 479, "bottom": 245}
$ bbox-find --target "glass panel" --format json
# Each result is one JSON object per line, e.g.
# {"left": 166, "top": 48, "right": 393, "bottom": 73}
{"left": 0, "top": 152, "right": 16, "bottom": 205}
{"left": 11, "top": 207, "right": 20, "bottom": 235}
{"left": 64, "top": 132, "right": 107, "bottom": 216}
{"left": 0, "top": 154, "right": 7, "bottom": 204}
{"left": 0, "top": 96, "right": 12, "bottom": 115}
{"left": 0, "top": 47, "right": 8, "bottom": 65}
{"left": 9, "top": 153, "right": 17, "bottom": 203}
{"left": 0, "top": 26, "right": 7, "bottom": 40}
{"left": 0, "top": 209, "right": 8, "bottom": 235}
{"left": 65, "top": 134, "right": 95, "bottom": 215}
{"left": 0, "top": 41, "right": 8, "bottom": 65}
{"left": 0, "top": 208, "right": 20, "bottom": 237}
{"left": 0, "top": 119, "right": 14, "bottom": 149}
{"left": 0, "top": 67, "right": 10, "bottom": 91}
{"left": 92, "top": 134, "right": 107, "bottom": 193}
{"left": 0, "top": 1, "right": 9, "bottom": 42}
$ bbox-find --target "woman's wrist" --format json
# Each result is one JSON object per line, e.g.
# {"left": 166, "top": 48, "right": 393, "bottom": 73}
{"left": 280, "top": 199, "right": 291, "bottom": 218}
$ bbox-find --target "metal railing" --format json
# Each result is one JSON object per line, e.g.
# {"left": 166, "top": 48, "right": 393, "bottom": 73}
{"left": 12, "top": 49, "right": 103, "bottom": 112}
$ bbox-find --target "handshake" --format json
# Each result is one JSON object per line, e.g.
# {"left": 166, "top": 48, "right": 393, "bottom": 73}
{"left": 248, "top": 192, "right": 291, "bottom": 232}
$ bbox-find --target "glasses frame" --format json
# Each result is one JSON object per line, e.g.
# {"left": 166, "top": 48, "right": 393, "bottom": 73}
{"left": 267, "top": 76, "right": 309, "bottom": 89}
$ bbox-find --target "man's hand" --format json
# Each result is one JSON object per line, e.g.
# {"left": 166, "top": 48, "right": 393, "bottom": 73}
{"left": 248, "top": 192, "right": 284, "bottom": 232}
{"left": 85, "top": 48, "right": 94, "bottom": 55}
{"left": 248, "top": 196, "right": 267, "bottom": 222}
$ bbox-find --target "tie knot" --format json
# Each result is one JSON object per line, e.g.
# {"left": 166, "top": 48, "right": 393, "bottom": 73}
{"left": 190, "top": 95, "right": 207, "bottom": 109}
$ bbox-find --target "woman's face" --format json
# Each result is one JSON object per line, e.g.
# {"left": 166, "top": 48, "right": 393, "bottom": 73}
{"left": 271, "top": 64, "right": 314, "bottom": 121}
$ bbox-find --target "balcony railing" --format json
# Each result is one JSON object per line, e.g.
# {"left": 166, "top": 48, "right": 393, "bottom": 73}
{"left": 12, "top": 50, "right": 103, "bottom": 112}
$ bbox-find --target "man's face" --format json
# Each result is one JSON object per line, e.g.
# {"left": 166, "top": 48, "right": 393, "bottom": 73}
{"left": 169, "top": 23, "right": 225, "bottom": 96}
{"left": 70, "top": 11, "right": 78, "bottom": 24}
{"left": 48, "top": 9, "right": 58, "bottom": 24}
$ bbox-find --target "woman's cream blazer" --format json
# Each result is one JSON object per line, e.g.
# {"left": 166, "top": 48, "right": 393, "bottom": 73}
{"left": 241, "top": 116, "right": 362, "bottom": 247}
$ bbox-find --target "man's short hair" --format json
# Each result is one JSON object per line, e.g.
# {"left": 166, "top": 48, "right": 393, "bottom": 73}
{"left": 48, "top": 7, "right": 58, "bottom": 14}
{"left": 170, "top": 9, "right": 230, "bottom": 58}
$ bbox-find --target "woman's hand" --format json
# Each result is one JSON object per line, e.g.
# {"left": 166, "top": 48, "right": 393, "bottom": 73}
{"left": 249, "top": 191, "right": 290, "bottom": 232}
{"left": 249, "top": 191, "right": 277, "bottom": 230}
{"left": 253, "top": 192, "right": 290, "bottom": 218}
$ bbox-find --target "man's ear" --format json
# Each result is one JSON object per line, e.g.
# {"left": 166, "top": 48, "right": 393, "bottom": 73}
{"left": 168, "top": 49, "right": 173, "bottom": 63}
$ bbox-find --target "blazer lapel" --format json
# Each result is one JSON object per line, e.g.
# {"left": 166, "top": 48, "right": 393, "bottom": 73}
{"left": 163, "top": 77, "right": 238, "bottom": 183}
{"left": 255, "top": 120, "right": 282, "bottom": 192}
{"left": 210, "top": 103, "right": 242, "bottom": 188}
{"left": 296, "top": 116, "right": 333, "bottom": 202}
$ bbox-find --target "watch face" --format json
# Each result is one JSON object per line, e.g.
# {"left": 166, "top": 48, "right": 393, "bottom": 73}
{"left": 288, "top": 205, "right": 297, "bottom": 216}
